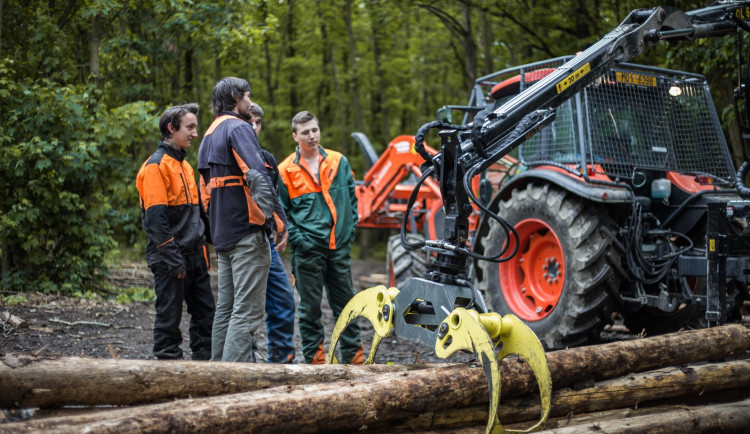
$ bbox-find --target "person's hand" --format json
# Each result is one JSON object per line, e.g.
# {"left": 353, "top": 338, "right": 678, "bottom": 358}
{"left": 176, "top": 271, "right": 186, "bottom": 279}
{"left": 275, "top": 231, "right": 288, "bottom": 253}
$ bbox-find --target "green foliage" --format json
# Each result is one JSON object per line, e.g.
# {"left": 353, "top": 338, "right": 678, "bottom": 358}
{"left": 115, "top": 286, "right": 157, "bottom": 304}
{"left": 0, "top": 294, "right": 29, "bottom": 307}
{"left": 72, "top": 290, "right": 104, "bottom": 301}
{"left": 0, "top": 58, "right": 156, "bottom": 294}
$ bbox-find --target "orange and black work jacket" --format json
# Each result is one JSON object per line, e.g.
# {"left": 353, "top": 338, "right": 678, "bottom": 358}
{"left": 197, "top": 112, "right": 288, "bottom": 252}
{"left": 136, "top": 143, "right": 209, "bottom": 276}
{"left": 277, "top": 147, "right": 358, "bottom": 251}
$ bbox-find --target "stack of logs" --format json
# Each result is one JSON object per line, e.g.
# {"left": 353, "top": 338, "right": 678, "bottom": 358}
{"left": 1, "top": 324, "right": 749, "bottom": 433}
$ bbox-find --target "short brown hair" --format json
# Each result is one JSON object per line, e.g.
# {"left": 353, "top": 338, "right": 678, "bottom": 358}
{"left": 159, "top": 103, "right": 198, "bottom": 141}
{"left": 291, "top": 111, "right": 318, "bottom": 133}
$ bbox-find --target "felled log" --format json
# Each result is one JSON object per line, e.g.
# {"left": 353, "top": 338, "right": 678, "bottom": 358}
{"left": 406, "top": 399, "right": 750, "bottom": 434}
{"left": 3, "top": 324, "right": 748, "bottom": 410}
{"left": 386, "top": 360, "right": 750, "bottom": 431}
{"left": 0, "top": 354, "right": 437, "bottom": 408}
{"left": 4, "top": 326, "right": 750, "bottom": 433}
{"left": 540, "top": 398, "right": 750, "bottom": 433}
{"left": 535, "top": 404, "right": 685, "bottom": 430}
{"left": 503, "top": 323, "right": 750, "bottom": 396}
{"left": 0, "top": 364, "right": 482, "bottom": 433}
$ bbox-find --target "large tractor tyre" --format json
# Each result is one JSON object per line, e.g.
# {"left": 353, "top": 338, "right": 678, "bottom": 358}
{"left": 386, "top": 233, "right": 430, "bottom": 289}
{"left": 477, "top": 183, "right": 622, "bottom": 350}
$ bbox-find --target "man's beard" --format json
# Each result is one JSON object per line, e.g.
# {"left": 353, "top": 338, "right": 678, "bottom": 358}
{"left": 238, "top": 104, "right": 252, "bottom": 121}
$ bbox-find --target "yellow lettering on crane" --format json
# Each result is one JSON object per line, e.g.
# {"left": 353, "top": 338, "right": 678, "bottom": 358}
{"left": 616, "top": 71, "right": 657, "bottom": 87}
{"left": 710, "top": 239, "right": 716, "bottom": 252}
{"left": 556, "top": 63, "right": 591, "bottom": 94}
{"left": 735, "top": 6, "right": 750, "bottom": 21}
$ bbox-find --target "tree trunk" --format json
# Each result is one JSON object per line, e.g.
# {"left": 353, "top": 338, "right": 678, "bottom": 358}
{"left": 461, "top": 2, "right": 476, "bottom": 90}
{"left": 317, "top": 4, "right": 333, "bottom": 131}
{"left": 368, "top": 4, "right": 388, "bottom": 146}
{"left": 1, "top": 0, "right": 5, "bottom": 57}
{"left": 0, "top": 355, "right": 437, "bottom": 408}
{"left": 89, "top": 14, "right": 100, "bottom": 84}
{"left": 284, "top": 0, "right": 298, "bottom": 114}
{"left": 4, "top": 325, "right": 749, "bottom": 433}
{"left": 1, "top": 242, "right": 10, "bottom": 289}
{"left": 214, "top": 57, "right": 221, "bottom": 83}
{"left": 191, "top": 38, "right": 202, "bottom": 118}
{"left": 480, "top": 8, "right": 492, "bottom": 76}
{"left": 260, "top": 0, "right": 274, "bottom": 107}
{"left": 3, "top": 364, "right": 479, "bottom": 433}
{"left": 542, "top": 398, "right": 750, "bottom": 434}
{"left": 7, "top": 359, "right": 750, "bottom": 434}
{"left": 386, "top": 360, "right": 750, "bottom": 431}
{"left": 344, "top": 0, "right": 363, "bottom": 150}
{"left": 183, "top": 47, "right": 193, "bottom": 96}
{"left": 541, "top": 404, "right": 694, "bottom": 431}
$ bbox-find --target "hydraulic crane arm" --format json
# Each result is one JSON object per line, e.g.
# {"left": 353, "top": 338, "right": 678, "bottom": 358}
{"left": 463, "top": 3, "right": 750, "bottom": 174}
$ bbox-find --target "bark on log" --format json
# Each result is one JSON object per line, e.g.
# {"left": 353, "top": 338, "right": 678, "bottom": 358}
{"left": 538, "top": 405, "right": 685, "bottom": 430}
{"left": 386, "top": 360, "right": 750, "bottom": 431}
{"left": 3, "top": 326, "right": 750, "bottom": 434}
{"left": 0, "top": 354, "right": 438, "bottom": 408}
{"left": 502, "top": 323, "right": 750, "bottom": 397}
{"left": 405, "top": 399, "right": 750, "bottom": 434}
{"left": 540, "top": 398, "right": 750, "bottom": 433}
{"left": 3, "top": 324, "right": 748, "bottom": 410}
{"left": 0, "top": 364, "right": 482, "bottom": 433}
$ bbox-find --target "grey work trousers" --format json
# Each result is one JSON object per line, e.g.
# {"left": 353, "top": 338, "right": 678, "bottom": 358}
{"left": 212, "top": 230, "right": 270, "bottom": 362}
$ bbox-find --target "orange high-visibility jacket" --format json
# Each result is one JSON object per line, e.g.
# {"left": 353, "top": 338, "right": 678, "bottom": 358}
{"left": 136, "top": 143, "right": 209, "bottom": 276}
{"left": 197, "top": 112, "right": 287, "bottom": 251}
{"left": 277, "top": 147, "right": 358, "bottom": 251}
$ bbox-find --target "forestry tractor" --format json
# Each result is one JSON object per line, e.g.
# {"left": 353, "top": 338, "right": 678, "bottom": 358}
{"left": 329, "top": 3, "right": 750, "bottom": 433}
{"left": 468, "top": 55, "right": 750, "bottom": 352}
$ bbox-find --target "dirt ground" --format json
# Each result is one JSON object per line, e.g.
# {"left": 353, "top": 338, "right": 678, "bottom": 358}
{"left": 0, "top": 256, "right": 474, "bottom": 365}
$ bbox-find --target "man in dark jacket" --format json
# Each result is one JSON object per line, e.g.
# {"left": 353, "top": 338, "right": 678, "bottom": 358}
{"left": 197, "top": 77, "right": 288, "bottom": 362}
{"left": 136, "top": 103, "right": 215, "bottom": 360}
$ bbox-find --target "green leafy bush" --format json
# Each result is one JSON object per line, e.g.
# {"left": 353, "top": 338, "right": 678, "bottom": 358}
{"left": 0, "top": 59, "right": 156, "bottom": 294}
{"left": 0, "top": 294, "right": 28, "bottom": 307}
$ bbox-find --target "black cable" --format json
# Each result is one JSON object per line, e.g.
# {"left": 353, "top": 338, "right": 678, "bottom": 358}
{"left": 462, "top": 163, "right": 520, "bottom": 262}
{"left": 399, "top": 167, "right": 435, "bottom": 251}
{"left": 736, "top": 159, "right": 750, "bottom": 198}
{"left": 625, "top": 202, "right": 694, "bottom": 285}
{"left": 414, "top": 121, "right": 469, "bottom": 164}
{"left": 662, "top": 189, "right": 737, "bottom": 227}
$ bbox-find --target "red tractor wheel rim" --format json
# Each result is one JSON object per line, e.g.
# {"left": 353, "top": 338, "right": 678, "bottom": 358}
{"left": 498, "top": 219, "right": 565, "bottom": 321}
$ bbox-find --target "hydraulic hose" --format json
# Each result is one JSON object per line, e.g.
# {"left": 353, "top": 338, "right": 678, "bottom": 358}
{"left": 736, "top": 159, "right": 750, "bottom": 198}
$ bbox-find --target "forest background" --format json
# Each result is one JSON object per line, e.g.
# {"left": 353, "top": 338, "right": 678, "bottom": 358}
{"left": 0, "top": 0, "right": 744, "bottom": 295}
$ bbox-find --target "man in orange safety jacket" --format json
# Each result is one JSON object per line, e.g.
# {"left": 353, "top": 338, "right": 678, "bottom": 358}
{"left": 136, "top": 103, "right": 215, "bottom": 360}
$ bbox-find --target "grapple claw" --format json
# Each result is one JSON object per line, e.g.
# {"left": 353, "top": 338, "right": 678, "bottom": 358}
{"left": 327, "top": 285, "right": 398, "bottom": 364}
{"left": 435, "top": 308, "right": 502, "bottom": 434}
{"left": 434, "top": 308, "right": 551, "bottom": 434}
{"left": 491, "top": 314, "right": 551, "bottom": 433}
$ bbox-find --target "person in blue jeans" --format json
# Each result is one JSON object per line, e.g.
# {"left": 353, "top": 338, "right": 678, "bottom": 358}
{"left": 249, "top": 103, "right": 297, "bottom": 363}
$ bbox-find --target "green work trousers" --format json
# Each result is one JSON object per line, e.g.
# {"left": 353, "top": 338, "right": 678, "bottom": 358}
{"left": 292, "top": 244, "right": 361, "bottom": 363}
